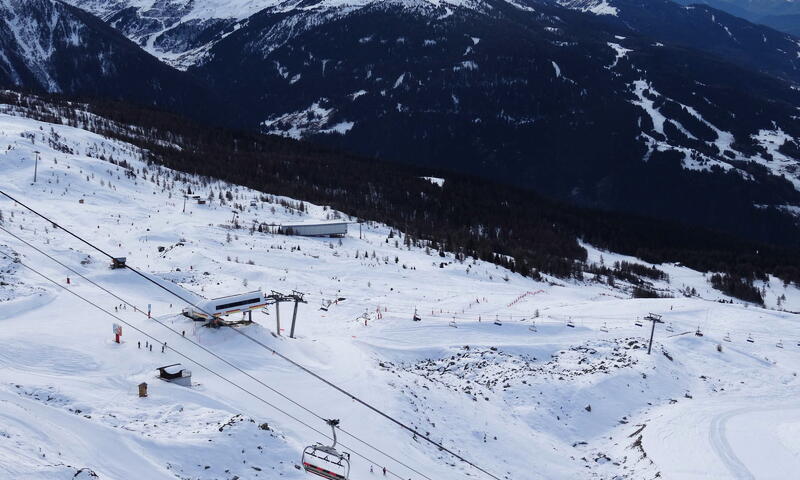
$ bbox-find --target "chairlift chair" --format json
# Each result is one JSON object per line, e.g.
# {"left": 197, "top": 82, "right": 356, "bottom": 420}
{"left": 747, "top": 334, "right": 755, "bottom": 343}
{"left": 412, "top": 308, "right": 421, "bottom": 322}
{"left": 723, "top": 332, "right": 731, "bottom": 342}
{"left": 449, "top": 319, "right": 458, "bottom": 328}
{"left": 665, "top": 322, "right": 674, "bottom": 333}
{"left": 566, "top": 318, "right": 575, "bottom": 328}
{"left": 529, "top": 323, "right": 537, "bottom": 332}
{"left": 634, "top": 318, "right": 643, "bottom": 327}
{"left": 600, "top": 322, "right": 609, "bottom": 333}
{"left": 777, "top": 339, "right": 784, "bottom": 349}
{"left": 694, "top": 327, "right": 703, "bottom": 337}
{"left": 302, "top": 420, "right": 350, "bottom": 480}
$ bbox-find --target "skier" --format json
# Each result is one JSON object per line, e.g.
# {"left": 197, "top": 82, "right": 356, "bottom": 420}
{"left": 137, "top": 341, "right": 141, "bottom": 349}
{"left": 383, "top": 467, "right": 386, "bottom": 476}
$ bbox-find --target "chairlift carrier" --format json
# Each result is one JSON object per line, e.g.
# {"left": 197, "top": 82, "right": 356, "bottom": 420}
{"left": 302, "top": 419, "right": 351, "bottom": 480}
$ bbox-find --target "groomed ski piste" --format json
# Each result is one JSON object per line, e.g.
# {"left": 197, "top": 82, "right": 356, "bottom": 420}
{"left": 1, "top": 107, "right": 799, "bottom": 480}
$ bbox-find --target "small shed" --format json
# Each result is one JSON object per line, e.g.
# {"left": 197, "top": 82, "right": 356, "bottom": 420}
{"left": 157, "top": 364, "right": 192, "bottom": 387}
{"left": 138, "top": 382, "right": 148, "bottom": 397}
{"left": 110, "top": 257, "right": 127, "bottom": 269}
{"left": 278, "top": 222, "right": 348, "bottom": 237}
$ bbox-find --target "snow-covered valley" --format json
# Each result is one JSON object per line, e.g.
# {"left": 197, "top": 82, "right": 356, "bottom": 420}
{"left": 1, "top": 107, "right": 800, "bottom": 480}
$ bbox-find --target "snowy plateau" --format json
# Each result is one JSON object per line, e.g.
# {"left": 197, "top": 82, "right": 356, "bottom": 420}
{"left": 1, "top": 104, "right": 800, "bottom": 480}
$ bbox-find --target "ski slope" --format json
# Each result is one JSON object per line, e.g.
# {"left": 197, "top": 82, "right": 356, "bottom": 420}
{"left": 1, "top": 108, "right": 800, "bottom": 479}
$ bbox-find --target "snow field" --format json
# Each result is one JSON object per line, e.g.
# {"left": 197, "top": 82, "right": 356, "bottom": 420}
{"left": 0, "top": 110, "right": 799, "bottom": 479}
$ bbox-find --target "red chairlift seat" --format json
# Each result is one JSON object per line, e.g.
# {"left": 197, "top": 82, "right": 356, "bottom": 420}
{"left": 302, "top": 457, "right": 348, "bottom": 480}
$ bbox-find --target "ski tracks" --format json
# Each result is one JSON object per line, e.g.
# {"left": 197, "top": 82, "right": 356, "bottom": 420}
{"left": 708, "top": 407, "right": 755, "bottom": 480}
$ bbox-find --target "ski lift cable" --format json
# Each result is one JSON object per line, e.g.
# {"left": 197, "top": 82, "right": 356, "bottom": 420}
{"left": 0, "top": 251, "right": 419, "bottom": 480}
{"left": 0, "top": 192, "right": 499, "bottom": 479}
{"left": 0, "top": 228, "right": 431, "bottom": 480}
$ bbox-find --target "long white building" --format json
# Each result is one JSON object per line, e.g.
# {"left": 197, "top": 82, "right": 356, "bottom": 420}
{"left": 278, "top": 221, "right": 348, "bottom": 237}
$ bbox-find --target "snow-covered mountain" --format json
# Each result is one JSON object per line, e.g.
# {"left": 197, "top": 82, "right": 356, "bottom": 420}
{"left": 60, "top": 0, "right": 273, "bottom": 69}
{"left": 554, "top": 0, "right": 800, "bottom": 81}
{"left": 189, "top": 0, "right": 800, "bottom": 243}
{"left": 63, "top": 0, "right": 800, "bottom": 79}
{"left": 671, "top": 0, "right": 800, "bottom": 36}
{"left": 2, "top": 90, "right": 800, "bottom": 480}
{"left": 0, "top": 0, "right": 224, "bottom": 118}
{"left": 4, "top": 0, "right": 800, "bottom": 246}
{"left": 63, "top": 0, "right": 526, "bottom": 69}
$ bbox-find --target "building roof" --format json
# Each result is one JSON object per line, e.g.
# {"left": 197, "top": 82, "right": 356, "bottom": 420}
{"left": 279, "top": 221, "right": 351, "bottom": 228}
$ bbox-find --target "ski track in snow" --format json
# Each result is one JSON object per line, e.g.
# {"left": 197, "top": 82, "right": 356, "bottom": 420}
{"left": 709, "top": 406, "right": 757, "bottom": 480}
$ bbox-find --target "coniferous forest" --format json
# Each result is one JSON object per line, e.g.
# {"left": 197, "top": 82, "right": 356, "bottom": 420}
{"left": 4, "top": 91, "right": 799, "bottom": 301}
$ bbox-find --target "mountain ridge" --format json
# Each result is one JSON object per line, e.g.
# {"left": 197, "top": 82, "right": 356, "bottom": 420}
{"left": 0, "top": 0, "right": 229, "bottom": 121}
{"left": 6, "top": 0, "right": 800, "bottom": 248}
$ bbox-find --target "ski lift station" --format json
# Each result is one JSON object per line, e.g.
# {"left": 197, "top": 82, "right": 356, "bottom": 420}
{"left": 278, "top": 221, "right": 348, "bottom": 238}
{"left": 182, "top": 290, "right": 267, "bottom": 320}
